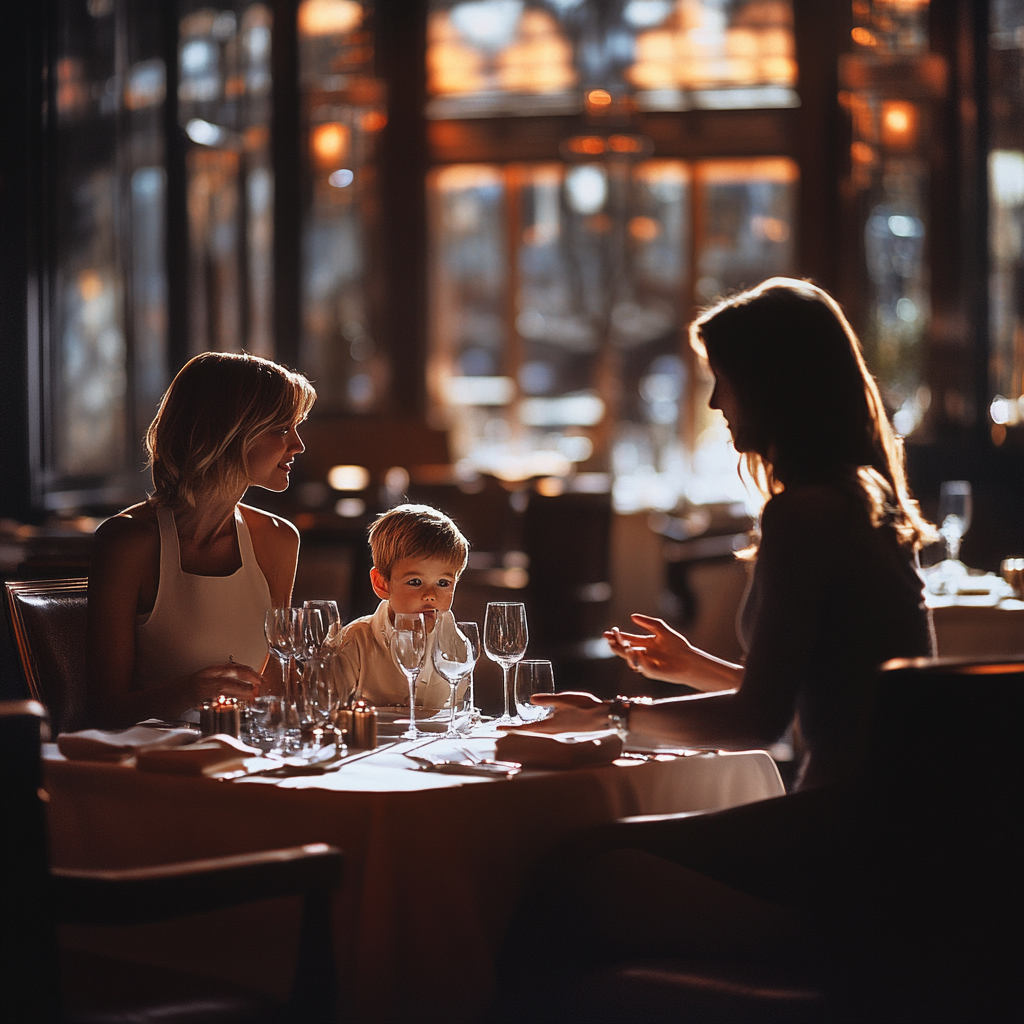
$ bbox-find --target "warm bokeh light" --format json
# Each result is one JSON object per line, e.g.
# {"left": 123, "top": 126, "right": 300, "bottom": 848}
{"left": 587, "top": 88, "right": 612, "bottom": 106}
{"left": 327, "top": 464, "right": 370, "bottom": 491}
{"left": 298, "top": 0, "right": 362, "bottom": 37}
{"left": 311, "top": 122, "right": 350, "bottom": 166}
{"left": 78, "top": 269, "right": 103, "bottom": 302}
{"left": 881, "top": 101, "right": 919, "bottom": 148}
{"left": 361, "top": 110, "right": 387, "bottom": 132}
{"left": 851, "top": 26, "right": 876, "bottom": 46}
{"left": 567, "top": 136, "right": 605, "bottom": 155}
{"left": 629, "top": 216, "right": 660, "bottom": 241}
{"left": 609, "top": 134, "right": 644, "bottom": 153}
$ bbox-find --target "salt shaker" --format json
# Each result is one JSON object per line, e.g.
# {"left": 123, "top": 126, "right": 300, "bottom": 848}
{"left": 351, "top": 700, "right": 378, "bottom": 749}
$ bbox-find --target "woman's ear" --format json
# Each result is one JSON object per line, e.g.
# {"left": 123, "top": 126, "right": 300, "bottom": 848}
{"left": 370, "top": 567, "right": 391, "bottom": 601}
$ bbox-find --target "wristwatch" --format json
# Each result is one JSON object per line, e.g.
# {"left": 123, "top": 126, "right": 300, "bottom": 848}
{"left": 607, "top": 695, "right": 652, "bottom": 733}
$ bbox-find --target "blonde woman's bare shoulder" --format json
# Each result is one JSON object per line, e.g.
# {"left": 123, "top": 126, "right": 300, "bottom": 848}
{"left": 239, "top": 504, "right": 300, "bottom": 550}
{"left": 92, "top": 503, "right": 160, "bottom": 564}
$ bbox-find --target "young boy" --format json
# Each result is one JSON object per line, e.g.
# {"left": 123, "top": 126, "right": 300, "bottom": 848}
{"left": 336, "top": 503, "right": 471, "bottom": 708}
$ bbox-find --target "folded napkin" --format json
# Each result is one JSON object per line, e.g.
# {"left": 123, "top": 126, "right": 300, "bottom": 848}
{"left": 57, "top": 726, "right": 196, "bottom": 762}
{"left": 136, "top": 735, "right": 262, "bottom": 776}
{"left": 494, "top": 728, "right": 623, "bottom": 769}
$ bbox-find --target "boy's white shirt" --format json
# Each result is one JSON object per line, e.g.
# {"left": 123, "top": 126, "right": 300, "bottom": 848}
{"left": 336, "top": 601, "right": 467, "bottom": 709}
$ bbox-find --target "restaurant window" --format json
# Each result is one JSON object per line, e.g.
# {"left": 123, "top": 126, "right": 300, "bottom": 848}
{"left": 35, "top": 0, "right": 383, "bottom": 511}
{"left": 44, "top": 0, "right": 169, "bottom": 509}
{"left": 428, "top": 155, "right": 798, "bottom": 511}
{"left": 426, "top": 0, "right": 798, "bottom": 118}
{"left": 297, "top": 0, "right": 387, "bottom": 413}
{"left": 988, "top": 0, "right": 1024, "bottom": 443}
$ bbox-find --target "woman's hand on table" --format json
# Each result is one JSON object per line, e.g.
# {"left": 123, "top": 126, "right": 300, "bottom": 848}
{"left": 499, "top": 691, "right": 611, "bottom": 734}
{"left": 605, "top": 615, "right": 742, "bottom": 692}
{"left": 188, "top": 662, "right": 264, "bottom": 704}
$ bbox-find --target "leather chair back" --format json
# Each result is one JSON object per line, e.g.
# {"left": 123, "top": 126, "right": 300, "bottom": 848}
{"left": 4, "top": 579, "right": 88, "bottom": 734}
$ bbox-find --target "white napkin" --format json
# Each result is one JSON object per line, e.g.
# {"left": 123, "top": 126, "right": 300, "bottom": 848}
{"left": 494, "top": 728, "right": 623, "bottom": 769}
{"left": 57, "top": 726, "right": 196, "bottom": 762}
{"left": 135, "top": 734, "right": 262, "bottom": 775}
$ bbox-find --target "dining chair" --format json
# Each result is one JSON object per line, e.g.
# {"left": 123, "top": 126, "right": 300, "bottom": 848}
{"left": 4, "top": 578, "right": 88, "bottom": 733}
{"left": 497, "top": 655, "right": 1023, "bottom": 1024}
{"left": 0, "top": 699, "right": 345, "bottom": 1024}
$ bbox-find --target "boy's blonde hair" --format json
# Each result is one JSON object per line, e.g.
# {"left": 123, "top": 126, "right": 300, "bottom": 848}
{"left": 368, "top": 504, "right": 470, "bottom": 580}
{"left": 146, "top": 352, "right": 316, "bottom": 508}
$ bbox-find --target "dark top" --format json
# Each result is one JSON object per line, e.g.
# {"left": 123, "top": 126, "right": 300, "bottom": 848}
{"left": 739, "top": 484, "right": 933, "bottom": 789}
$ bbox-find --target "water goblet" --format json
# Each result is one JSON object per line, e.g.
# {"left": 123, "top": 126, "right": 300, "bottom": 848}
{"left": 938, "top": 480, "right": 972, "bottom": 565}
{"left": 264, "top": 607, "right": 303, "bottom": 751}
{"left": 484, "top": 602, "right": 529, "bottom": 725}
{"left": 392, "top": 613, "right": 427, "bottom": 739}
{"left": 432, "top": 620, "right": 479, "bottom": 738}
{"left": 514, "top": 659, "right": 555, "bottom": 723}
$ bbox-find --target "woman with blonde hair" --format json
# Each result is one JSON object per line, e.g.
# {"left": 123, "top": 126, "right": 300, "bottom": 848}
{"left": 87, "top": 352, "right": 315, "bottom": 727}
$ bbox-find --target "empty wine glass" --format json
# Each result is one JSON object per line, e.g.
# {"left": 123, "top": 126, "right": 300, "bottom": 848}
{"left": 392, "top": 613, "right": 427, "bottom": 740}
{"left": 514, "top": 660, "right": 555, "bottom": 723}
{"left": 264, "top": 607, "right": 303, "bottom": 751}
{"left": 484, "top": 602, "right": 529, "bottom": 725}
{"left": 303, "top": 600, "right": 341, "bottom": 650}
{"left": 432, "top": 620, "right": 479, "bottom": 738}
{"left": 457, "top": 621, "right": 482, "bottom": 723}
{"left": 938, "top": 480, "right": 972, "bottom": 565}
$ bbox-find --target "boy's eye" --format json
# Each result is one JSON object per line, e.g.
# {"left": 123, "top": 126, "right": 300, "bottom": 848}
{"left": 438, "top": 579, "right": 451, "bottom": 588}
{"left": 406, "top": 578, "right": 422, "bottom": 587}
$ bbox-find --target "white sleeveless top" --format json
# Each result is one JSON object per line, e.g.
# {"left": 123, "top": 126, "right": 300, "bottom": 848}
{"left": 135, "top": 506, "right": 273, "bottom": 686}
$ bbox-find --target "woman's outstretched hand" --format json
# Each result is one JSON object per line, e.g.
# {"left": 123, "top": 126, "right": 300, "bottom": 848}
{"left": 188, "top": 662, "right": 264, "bottom": 705}
{"left": 604, "top": 615, "right": 743, "bottom": 692}
{"left": 499, "top": 691, "right": 610, "bottom": 734}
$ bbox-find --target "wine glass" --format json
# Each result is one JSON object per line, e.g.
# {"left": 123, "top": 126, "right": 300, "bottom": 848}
{"left": 484, "top": 602, "right": 529, "bottom": 725}
{"left": 303, "top": 600, "right": 341, "bottom": 650}
{"left": 938, "top": 480, "right": 972, "bottom": 565}
{"left": 514, "top": 659, "right": 555, "bottom": 723}
{"left": 264, "top": 607, "right": 303, "bottom": 751}
{"left": 432, "top": 620, "right": 479, "bottom": 738}
{"left": 457, "top": 621, "right": 482, "bottom": 723}
{"left": 392, "top": 613, "right": 427, "bottom": 740}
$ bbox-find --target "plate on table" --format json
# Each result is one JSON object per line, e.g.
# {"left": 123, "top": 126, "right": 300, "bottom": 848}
{"left": 375, "top": 708, "right": 450, "bottom": 734}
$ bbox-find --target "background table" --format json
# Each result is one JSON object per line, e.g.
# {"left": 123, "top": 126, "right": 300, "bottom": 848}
{"left": 44, "top": 736, "right": 783, "bottom": 1024}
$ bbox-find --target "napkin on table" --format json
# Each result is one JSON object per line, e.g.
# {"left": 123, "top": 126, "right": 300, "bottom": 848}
{"left": 136, "top": 735, "right": 262, "bottom": 775}
{"left": 57, "top": 726, "right": 196, "bottom": 762}
{"left": 494, "top": 728, "right": 623, "bottom": 769}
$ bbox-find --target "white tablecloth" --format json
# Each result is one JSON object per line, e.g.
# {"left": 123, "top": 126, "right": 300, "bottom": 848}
{"left": 44, "top": 736, "right": 783, "bottom": 1024}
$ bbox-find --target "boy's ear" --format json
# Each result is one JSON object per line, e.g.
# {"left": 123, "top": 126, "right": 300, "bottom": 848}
{"left": 370, "top": 567, "right": 391, "bottom": 601}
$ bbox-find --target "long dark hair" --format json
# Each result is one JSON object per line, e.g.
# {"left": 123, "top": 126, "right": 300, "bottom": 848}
{"left": 690, "top": 278, "right": 935, "bottom": 549}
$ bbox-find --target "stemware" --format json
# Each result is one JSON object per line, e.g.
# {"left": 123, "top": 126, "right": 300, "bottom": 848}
{"left": 457, "top": 621, "right": 482, "bottom": 723}
{"left": 392, "top": 612, "right": 427, "bottom": 740}
{"left": 938, "top": 480, "right": 972, "bottom": 565}
{"left": 432, "top": 620, "right": 479, "bottom": 738}
{"left": 514, "top": 659, "right": 555, "bottom": 723}
{"left": 303, "top": 600, "right": 341, "bottom": 650}
{"left": 483, "top": 602, "right": 529, "bottom": 725}
{"left": 264, "top": 607, "right": 304, "bottom": 751}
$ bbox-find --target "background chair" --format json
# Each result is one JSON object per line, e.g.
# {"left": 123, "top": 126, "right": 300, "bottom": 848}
{"left": 4, "top": 578, "right": 88, "bottom": 734}
{"left": 0, "top": 699, "right": 345, "bottom": 1024}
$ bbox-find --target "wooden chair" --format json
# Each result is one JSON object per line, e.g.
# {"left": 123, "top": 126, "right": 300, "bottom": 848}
{"left": 4, "top": 578, "right": 88, "bottom": 733}
{"left": 0, "top": 699, "right": 345, "bottom": 1024}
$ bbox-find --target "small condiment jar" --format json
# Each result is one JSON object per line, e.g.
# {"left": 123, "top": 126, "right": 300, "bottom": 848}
{"left": 351, "top": 700, "right": 378, "bottom": 750}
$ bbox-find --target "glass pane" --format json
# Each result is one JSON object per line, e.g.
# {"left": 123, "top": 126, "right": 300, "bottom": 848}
{"left": 988, "top": 0, "right": 1024, "bottom": 439}
{"left": 428, "top": 165, "right": 510, "bottom": 462}
{"left": 298, "top": 0, "right": 386, "bottom": 412}
{"left": 179, "top": 2, "right": 273, "bottom": 356}
{"left": 51, "top": 0, "right": 129, "bottom": 485}
{"left": 46, "top": 0, "right": 168, "bottom": 506}
{"left": 426, "top": 0, "right": 796, "bottom": 118}
{"left": 689, "top": 156, "right": 797, "bottom": 504}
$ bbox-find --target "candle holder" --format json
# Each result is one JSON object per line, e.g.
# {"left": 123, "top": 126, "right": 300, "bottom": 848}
{"left": 199, "top": 697, "right": 241, "bottom": 738}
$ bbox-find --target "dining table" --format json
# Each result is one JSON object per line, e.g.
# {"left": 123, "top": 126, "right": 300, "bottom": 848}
{"left": 43, "top": 731, "right": 784, "bottom": 1024}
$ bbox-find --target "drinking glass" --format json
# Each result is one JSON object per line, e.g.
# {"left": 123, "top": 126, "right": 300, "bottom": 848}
{"left": 484, "top": 602, "right": 529, "bottom": 725}
{"left": 264, "top": 607, "right": 303, "bottom": 751}
{"left": 432, "top": 620, "right": 479, "bottom": 738}
{"left": 303, "top": 600, "right": 341, "bottom": 649}
{"left": 457, "top": 621, "right": 482, "bottom": 723}
{"left": 938, "top": 480, "right": 972, "bottom": 564}
{"left": 392, "top": 612, "right": 427, "bottom": 739}
{"left": 514, "top": 660, "right": 555, "bottom": 723}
